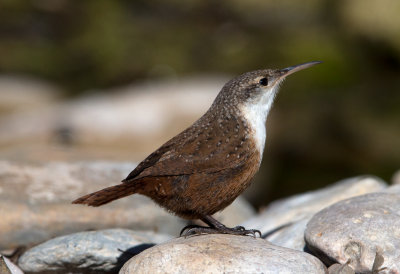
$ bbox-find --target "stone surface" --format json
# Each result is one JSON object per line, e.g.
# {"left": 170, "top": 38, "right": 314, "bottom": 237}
{"left": 0, "top": 160, "right": 253, "bottom": 250}
{"left": 392, "top": 169, "right": 400, "bottom": 185}
{"left": 0, "top": 161, "right": 184, "bottom": 249}
{"left": 305, "top": 189, "right": 400, "bottom": 273}
{"left": 242, "top": 176, "right": 386, "bottom": 250}
{"left": 18, "top": 229, "right": 171, "bottom": 274}
{"left": 120, "top": 234, "right": 327, "bottom": 274}
{"left": 0, "top": 76, "right": 60, "bottom": 114}
{"left": 384, "top": 184, "right": 400, "bottom": 193}
{"left": 0, "top": 255, "right": 23, "bottom": 274}
{"left": 264, "top": 218, "right": 309, "bottom": 251}
{"left": 0, "top": 78, "right": 223, "bottom": 162}
{"left": 328, "top": 263, "right": 355, "bottom": 274}
{"left": 212, "top": 196, "right": 256, "bottom": 227}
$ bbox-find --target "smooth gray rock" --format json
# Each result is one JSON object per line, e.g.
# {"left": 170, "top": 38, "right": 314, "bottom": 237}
{"left": 120, "top": 234, "right": 327, "bottom": 274}
{"left": 18, "top": 229, "right": 171, "bottom": 274}
{"left": 305, "top": 190, "right": 400, "bottom": 273}
{"left": 265, "top": 218, "right": 309, "bottom": 251}
{"left": 0, "top": 255, "right": 23, "bottom": 274}
{"left": 242, "top": 176, "right": 386, "bottom": 250}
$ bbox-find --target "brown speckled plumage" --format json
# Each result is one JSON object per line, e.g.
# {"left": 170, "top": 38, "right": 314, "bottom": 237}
{"left": 73, "top": 97, "right": 261, "bottom": 218}
{"left": 73, "top": 62, "right": 321, "bottom": 235}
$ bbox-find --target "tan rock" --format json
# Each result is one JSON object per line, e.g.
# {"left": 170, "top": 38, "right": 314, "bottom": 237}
{"left": 0, "top": 160, "right": 184, "bottom": 249}
{"left": 0, "top": 78, "right": 224, "bottom": 162}
{"left": 0, "top": 75, "right": 60, "bottom": 114}
{"left": 120, "top": 234, "right": 327, "bottom": 274}
{"left": 328, "top": 263, "right": 355, "bottom": 274}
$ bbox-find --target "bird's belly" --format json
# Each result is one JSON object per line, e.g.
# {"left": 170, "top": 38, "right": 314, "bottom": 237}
{"left": 148, "top": 155, "right": 261, "bottom": 219}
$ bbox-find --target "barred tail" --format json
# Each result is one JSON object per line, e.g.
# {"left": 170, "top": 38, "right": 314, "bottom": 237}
{"left": 72, "top": 183, "right": 139, "bottom": 207}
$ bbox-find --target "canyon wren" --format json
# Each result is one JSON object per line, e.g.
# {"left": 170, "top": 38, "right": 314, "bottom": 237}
{"left": 73, "top": 61, "right": 322, "bottom": 237}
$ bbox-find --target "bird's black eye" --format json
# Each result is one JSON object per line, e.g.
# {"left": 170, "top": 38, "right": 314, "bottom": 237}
{"left": 259, "top": 77, "right": 268, "bottom": 86}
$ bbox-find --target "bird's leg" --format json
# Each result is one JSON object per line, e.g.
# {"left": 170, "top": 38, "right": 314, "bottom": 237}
{"left": 180, "top": 215, "right": 261, "bottom": 237}
{"left": 202, "top": 215, "right": 261, "bottom": 236}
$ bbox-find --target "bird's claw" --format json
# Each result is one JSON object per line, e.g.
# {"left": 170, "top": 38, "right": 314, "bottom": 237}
{"left": 180, "top": 224, "right": 261, "bottom": 238}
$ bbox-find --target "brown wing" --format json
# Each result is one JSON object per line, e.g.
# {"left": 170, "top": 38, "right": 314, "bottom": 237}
{"left": 123, "top": 112, "right": 255, "bottom": 182}
{"left": 122, "top": 142, "right": 174, "bottom": 181}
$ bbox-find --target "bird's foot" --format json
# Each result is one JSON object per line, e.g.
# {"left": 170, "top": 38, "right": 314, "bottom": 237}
{"left": 180, "top": 224, "right": 208, "bottom": 237}
{"left": 180, "top": 224, "right": 261, "bottom": 238}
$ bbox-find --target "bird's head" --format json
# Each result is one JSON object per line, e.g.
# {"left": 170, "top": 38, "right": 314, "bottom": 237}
{"left": 215, "top": 61, "right": 322, "bottom": 111}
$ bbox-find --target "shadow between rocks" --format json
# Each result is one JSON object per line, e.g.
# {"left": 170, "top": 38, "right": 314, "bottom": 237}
{"left": 111, "top": 243, "right": 156, "bottom": 273}
{"left": 261, "top": 222, "right": 293, "bottom": 239}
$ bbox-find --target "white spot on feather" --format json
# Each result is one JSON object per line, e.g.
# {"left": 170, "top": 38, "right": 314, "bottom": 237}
{"left": 239, "top": 85, "right": 279, "bottom": 160}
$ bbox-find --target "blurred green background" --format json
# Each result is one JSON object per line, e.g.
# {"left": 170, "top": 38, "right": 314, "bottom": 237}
{"left": 0, "top": 0, "right": 399, "bottom": 207}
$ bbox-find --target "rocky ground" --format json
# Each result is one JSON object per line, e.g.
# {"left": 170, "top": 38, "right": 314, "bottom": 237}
{"left": 1, "top": 77, "right": 400, "bottom": 273}
{"left": 1, "top": 161, "right": 399, "bottom": 273}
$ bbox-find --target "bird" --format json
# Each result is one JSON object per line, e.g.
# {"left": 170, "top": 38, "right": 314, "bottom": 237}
{"left": 72, "top": 61, "right": 322, "bottom": 237}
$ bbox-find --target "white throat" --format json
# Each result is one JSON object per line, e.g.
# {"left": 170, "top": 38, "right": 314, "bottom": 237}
{"left": 239, "top": 86, "right": 279, "bottom": 160}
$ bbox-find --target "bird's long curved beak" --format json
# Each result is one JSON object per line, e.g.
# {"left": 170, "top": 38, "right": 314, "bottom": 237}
{"left": 279, "top": 61, "right": 322, "bottom": 79}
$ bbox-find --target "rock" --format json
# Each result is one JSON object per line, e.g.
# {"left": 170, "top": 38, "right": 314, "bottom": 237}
{"left": 212, "top": 196, "right": 256, "bottom": 227}
{"left": 0, "top": 78, "right": 224, "bottom": 162}
{"left": 0, "top": 160, "right": 185, "bottom": 249}
{"left": 384, "top": 184, "right": 400, "bottom": 193}
{"left": 18, "top": 229, "right": 171, "bottom": 274}
{"left": 328, "top": 263, "right": 355, "bottom": 274}
{"left": 120, "top": 234, "right": 327, "bottom": 274}
{"left": 264, "top": 218, "right": 309, "bottom": 251}
{"left": 242, "top": 176, "right": 386, "bottom": 250}
{"left": 392, "top": 169, "right": 400, "bottom": 185}
{"left": 0, "top": 160, "right": 252, "bottom": 250}
{"left": 0, "top": 255, "right": 23, "bottom": 274}
{"left": 305, "top": 189, "right": 400, "bottom": 273}
{"left": 0, "top": 75, "right": 60, "bottom": 114}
